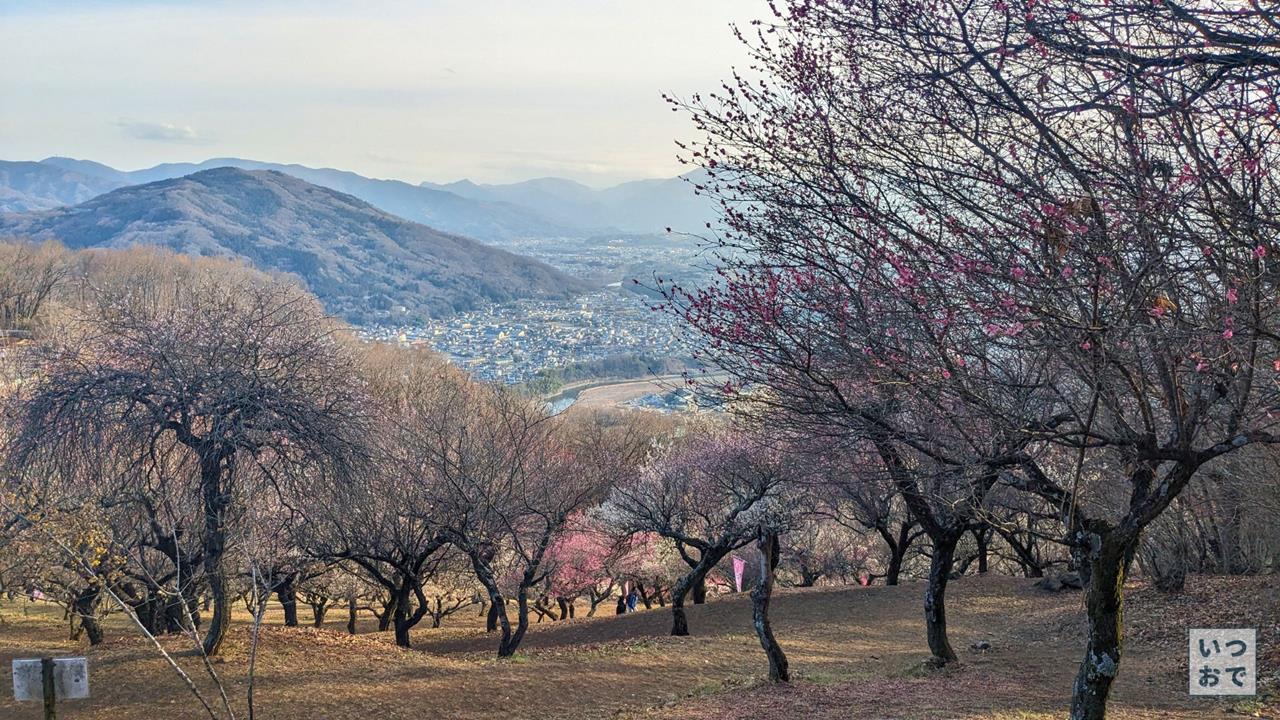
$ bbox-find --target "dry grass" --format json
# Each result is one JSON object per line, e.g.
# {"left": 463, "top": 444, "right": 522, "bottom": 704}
{"left": 0, "top": 575, "right": 1275, "bottom": 719}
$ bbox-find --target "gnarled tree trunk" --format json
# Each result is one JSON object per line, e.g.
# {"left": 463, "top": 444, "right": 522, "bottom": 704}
{"left": 878, "top": 522, "right": 915, "bottom": 586}
{"left": 486, "top": 600, "right": 499, "bottom": 633}
{"left": 973, "top": 527, "right": 990, "bottom": 574}
{"left": 499, "top": 589, "right": 531, "bottom": 657}
{"left": 923, "top": 532, "right": 959, "bottom": 667}
{"left": 376, "top": 594, "right": 395, "bottom": 632}
{"left": 692, "top": 576, "right": 708, "bottom": 604}
{"left": 310, "top": 597, "right": 329, "bottom": 627}
{"left": 670, "top": 549, "right": 725, "bottom": 636}
{"left": 199, "top": 452, "right": 231, "bottom": 656}
{"left": 277, "top": 577, "right": 299, "bottom": 627}
{"left": 1070, "top": 532, "right": 1131, "bottom": 720}
{"left": 751, "top": 529, "right": 789, "bottom": 682}
{"left": 72, "top": 586, "right": 104, "bottom": 646}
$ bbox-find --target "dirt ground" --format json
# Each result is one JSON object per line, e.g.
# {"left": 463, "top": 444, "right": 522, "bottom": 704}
{"left": 0, "top": 575, "right": 1275, "bottom": 719}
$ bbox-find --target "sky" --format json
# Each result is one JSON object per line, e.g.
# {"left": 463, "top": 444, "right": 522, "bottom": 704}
{"left": 0, "top": 0, "right": 756, "bottom": 187}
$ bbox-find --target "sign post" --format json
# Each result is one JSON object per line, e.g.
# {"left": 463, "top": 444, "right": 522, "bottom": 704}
{"left": 1189, "top": 629, "right": 1256, "bottom": 696}
{"left": 12, "top": 656, "right": 89, "bottom": 718}
{"left": 41, "top": 658, "right": 56, "bottom": 720}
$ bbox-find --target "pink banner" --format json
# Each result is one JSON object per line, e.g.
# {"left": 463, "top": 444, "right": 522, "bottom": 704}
{"left": 732, "top": 555, "right": 746, "bottom": 592}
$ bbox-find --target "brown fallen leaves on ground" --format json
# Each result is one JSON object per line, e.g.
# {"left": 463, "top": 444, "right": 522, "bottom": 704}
{"left": 0, "top": 575, "right": 1275, "bottom": 720}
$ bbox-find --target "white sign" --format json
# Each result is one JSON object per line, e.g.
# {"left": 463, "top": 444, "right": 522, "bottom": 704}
{"left": 12, "top": 657, "right": 89, "bottom": 701}
{"left": 1189, "top": 629, "right": 1256, "bottom": 696}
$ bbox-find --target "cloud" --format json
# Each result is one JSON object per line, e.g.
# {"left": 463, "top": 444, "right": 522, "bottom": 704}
{"left": 116, "top": 119, "right": 212, "bottom": 144}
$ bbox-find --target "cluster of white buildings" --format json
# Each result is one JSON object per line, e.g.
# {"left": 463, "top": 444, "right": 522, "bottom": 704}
{"left": 360, "top": 289, "right": 686, "bottom": 383}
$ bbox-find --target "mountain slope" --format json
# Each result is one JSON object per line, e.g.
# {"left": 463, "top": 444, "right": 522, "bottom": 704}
{"left": 0, "top": 168, "right": 592, "bottom": 322}
{"left": 0, "top": 160, "right": 128, "bottom": 212}
{"left": 598, "top": 171, "right": 716, "bottom": 234}
{"left": 33, "top": 157, "right": 579, "bottom": 242}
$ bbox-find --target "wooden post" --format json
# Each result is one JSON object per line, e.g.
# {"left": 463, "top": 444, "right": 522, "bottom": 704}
{"left": 40, "top": 656, "right": 57, "bottom": 720}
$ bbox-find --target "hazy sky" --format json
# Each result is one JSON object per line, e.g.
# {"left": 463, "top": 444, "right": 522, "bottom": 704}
{"left": 0, "top": 0, "right": 756, "bottom": 186}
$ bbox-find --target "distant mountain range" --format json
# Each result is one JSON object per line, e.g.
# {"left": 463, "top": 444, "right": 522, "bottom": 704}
{"left": 421, "top": 173, "right": 715, "bottom": 236}
{"left": 0, "top": 160, "right": 129, "bottom": 212}
{"left": 0, "top": 168, "right": 590, "bottom": 322}
{"left": 0, "top": 157, "right": 717, "bottom": 241}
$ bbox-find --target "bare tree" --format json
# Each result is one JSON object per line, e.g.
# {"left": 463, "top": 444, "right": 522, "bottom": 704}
{"left": 428, "top": 389, "right": 642, "bottom": 657}
{"left": 603, "top": 429, "right": 792, "bottom": 637}
{"left": 6, "top": 259, "right": 365, "bottom": 655}
{"left": 0, "top": 241, "right": 68, "bottom": 335}
{"left": 303, "top": 347, "right": 453, "bottom": 649}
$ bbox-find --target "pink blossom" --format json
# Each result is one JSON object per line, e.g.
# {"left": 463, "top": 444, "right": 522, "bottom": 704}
{"left": 1227, "top": 287, "right": 1238, "bottom": 305}
{"left": 1254, "top": 245, "right": 1268, "bottom": 258}
{"left": 1223, "top": 329, "right": 1234, "bottom": 340}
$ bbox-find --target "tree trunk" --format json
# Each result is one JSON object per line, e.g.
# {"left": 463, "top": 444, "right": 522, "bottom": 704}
{"left": 162, "top": 593, "right": 187, "bottom": 633}
{"left": 670, "top": 582, "right": 691, "bottom": 636}
{"left": 636, "top": 582, "right": 654, "bottom": 609}
{"left": 797, "top": 564, "right": 820, "bottom": 587}
{"left": 1069, "top": 533, "right": 1130, "bottom": 720}
{"left": 277, "top": 579, "right": 299, "bottom": 627}
{"left": 923, "top": 533, "right": 959, "bottom": 667}
{"left": 752, "top": 529, "right": 789, "bottom": 682}
{"left": 72, "top": 587, "right": 104, "bottom": 646}
{"left": 199, "top": 453, "right": 231, "bottom": 656}
{"left": 392, "top": 584, "right": 414, "bottom": 648}
{"left": 474, "top": 561, "right": 513, "bottom": 655}
{"left": 692, "top": 575, "right": 708, "bottom": 604}
{"left": 499, "top": 588, "right": 531, "bottom": 657}
{"left": 486, "top": 600, "right": 499, "bottom": 633}
{"left": 556, "top": 597, "right": 569, "bottom": 621}
{"left": 376, "top": 594, "right": 395, "bottom": 632}
{"left": 974, "top": 527, "right": 990, "bottom": 574}
{"left": 202, "top": 569, "right": 230, "bottom": 656}
{"left": 346, "top": 597, "right": 358, "bottom": 635}
{"left": 671, "top": 549, "right": 725, "bottom": 636}
{"left": 886, "top": 523, "right": 913, "bottom": 586}
{"left": 311, "top": 599, "right": 328, "bottom": 627}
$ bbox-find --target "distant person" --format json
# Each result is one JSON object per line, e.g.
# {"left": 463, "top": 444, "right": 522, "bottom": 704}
{"left": 626, "top": 588, "right": 638, "bottom": 613}
{"left": 615, "top": 594, "right": 627, "bottom": 615}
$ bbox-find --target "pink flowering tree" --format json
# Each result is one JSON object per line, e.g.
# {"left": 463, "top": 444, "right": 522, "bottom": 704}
{"left": 663, "top": 1, "right": 1280, "bottom": 716}
{"left": 545, "top": 522, "right": 620, "bottom": 617}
